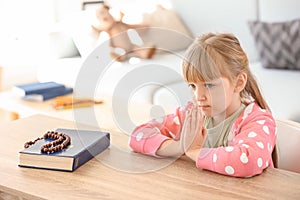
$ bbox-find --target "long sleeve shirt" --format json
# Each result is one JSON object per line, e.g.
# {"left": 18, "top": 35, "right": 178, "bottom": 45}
{"left": 129, "top": 102, "right": 277, "bottom": 177}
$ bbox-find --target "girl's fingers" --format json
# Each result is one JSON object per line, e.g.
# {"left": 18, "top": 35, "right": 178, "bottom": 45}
{"left": 192, "top": 93, "right": 197, "bottom": 106}
{"left": 181, "top": 104, "right": 205, "bottom": 152}
{"left": 187, "top": 109, "right": 197, "bottom": 149}
{"left": 181, "top": 111, "right": 190, "bottom": 150}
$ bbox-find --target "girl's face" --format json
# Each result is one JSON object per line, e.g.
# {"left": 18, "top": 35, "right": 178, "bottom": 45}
{"left": 188, "top": 77, "right": 241, "bottom": 121}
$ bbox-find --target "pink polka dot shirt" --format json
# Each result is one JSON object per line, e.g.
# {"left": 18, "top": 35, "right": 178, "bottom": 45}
{"left": 129, "top": 102, "right": 277, "bottom": 177}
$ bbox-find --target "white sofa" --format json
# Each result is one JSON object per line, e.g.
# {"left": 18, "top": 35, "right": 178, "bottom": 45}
{"left": 36, "top": 0, "right": 300, "bottom": 122}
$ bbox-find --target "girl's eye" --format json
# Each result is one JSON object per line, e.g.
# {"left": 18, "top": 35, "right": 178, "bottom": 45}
{"left": 204, "top": 83, "right": 214, "bottom": 88}
{"left": 188, "top": 83, "right": 196, "bottom": 89}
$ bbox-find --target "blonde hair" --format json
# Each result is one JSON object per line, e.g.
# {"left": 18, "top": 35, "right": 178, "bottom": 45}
{"left": 182, "top": 33, "right": 270, "bottom": 111}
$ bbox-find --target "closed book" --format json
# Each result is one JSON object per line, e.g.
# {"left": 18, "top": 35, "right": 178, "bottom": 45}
{"left": 19, "top": 128, "right": 110, "bottom": 172}
{"left": 13, "top": 81, "right": 66, "bottom": 97}
{"left": 23, "top": 87, "right": 73, "bottom": 101}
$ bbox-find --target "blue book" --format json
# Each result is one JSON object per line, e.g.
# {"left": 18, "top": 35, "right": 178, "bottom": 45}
{"left": 13, "top": 82, "right": 66, "bottom": 97}
{"left": 22, "top": 87, "right": 73, "bottom": 101}
{"left": 19, "top": 128, "right": 110, "bottom": 172}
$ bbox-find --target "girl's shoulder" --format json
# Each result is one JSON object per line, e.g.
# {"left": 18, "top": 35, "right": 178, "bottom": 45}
{"left": 234, "top": 102, "right": 275, "bottom": 129}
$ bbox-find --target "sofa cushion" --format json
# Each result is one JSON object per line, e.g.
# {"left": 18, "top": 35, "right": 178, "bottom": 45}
{"left": 47, "top": 30, "right": 80, "bottom": 59}
{"left": 139, "top": 6, "right": 193, "bottom": 52}
{"left": 67, "top": 10, "right": 101, "bottom": 58}
{"left": 37, "top": 50, "right": 186, "bottom": 103}
{"left": 248, "top": 19, "right": 300, "bottom": 70}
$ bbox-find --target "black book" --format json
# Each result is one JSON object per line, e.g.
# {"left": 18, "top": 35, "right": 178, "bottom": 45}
{"left": 19, "top": 128, "right": 110, "bottom": 172}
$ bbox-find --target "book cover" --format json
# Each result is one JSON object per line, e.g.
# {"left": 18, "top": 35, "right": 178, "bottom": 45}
{"left": 23, "top": 87, "right": 73, "bottom": 101}
{"left": 13, "top": 81, "right": 66, "bottom": 97}
{"left": 19, "top": 128, "right": 110, "bottom": 172}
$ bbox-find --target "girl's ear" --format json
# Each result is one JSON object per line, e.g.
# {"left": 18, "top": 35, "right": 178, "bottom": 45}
{"left": 234, "top": 72, "right": 247, "bottom": 93}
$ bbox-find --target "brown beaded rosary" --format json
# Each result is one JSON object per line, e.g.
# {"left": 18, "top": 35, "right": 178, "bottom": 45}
{"left": 24, "top": 131, "right": 71, "bottom": 154}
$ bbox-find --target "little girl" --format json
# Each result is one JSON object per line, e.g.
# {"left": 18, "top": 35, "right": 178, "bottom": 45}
{"left": 129, "top": 33, "right": 277, "bottom": 177}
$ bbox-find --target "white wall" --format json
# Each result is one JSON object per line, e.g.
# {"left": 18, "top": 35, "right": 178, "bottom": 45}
{"left": 52, "top": 0, "right": 82, "bottom": 22}
{"left": 0, "top": 0, "right": 57, "bottom": 65}
{"left": 0, "top": 0, "right": 55, "bottom": 34}
{"left": 170, "top": 0, "right": 258, "bottom": 61}
{"left": 259, "top": 0, "right": 300, "bottom": 21}
{"left": 0, "top": 0, "right": 61, "bottom": 90}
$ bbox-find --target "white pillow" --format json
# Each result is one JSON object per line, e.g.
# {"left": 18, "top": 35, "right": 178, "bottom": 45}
{"left": 139, "top": 6, "right": 193, "bottom": 52}
{"left": 67, "top": 10, "right": 100, "bottom": 58}
{"left": 47, "top": 30, "right": 79, "bottom": 59}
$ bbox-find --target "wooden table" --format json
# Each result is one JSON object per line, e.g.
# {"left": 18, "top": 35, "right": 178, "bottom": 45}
{"left": 0, "top": 115, "right": 300, "bottom": 200}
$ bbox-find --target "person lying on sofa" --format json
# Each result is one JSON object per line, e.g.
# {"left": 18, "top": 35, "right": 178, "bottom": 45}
{"left": 129, "top": 33, "right": 277, "bottom": 177}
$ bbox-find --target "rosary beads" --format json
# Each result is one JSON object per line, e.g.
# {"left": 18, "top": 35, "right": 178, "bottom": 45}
{"left": 24, "top": 131, "right": 71, "bottom": 154}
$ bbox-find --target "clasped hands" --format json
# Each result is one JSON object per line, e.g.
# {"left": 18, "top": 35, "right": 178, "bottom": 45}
{"left": 181, "top": 104, "right": 207, "bottom": 161}
{"left": 157, "top": 103, "right": 207, "bottom": 162}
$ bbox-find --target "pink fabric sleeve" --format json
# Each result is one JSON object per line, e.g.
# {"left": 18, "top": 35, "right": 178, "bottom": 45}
{"left": 196, "top": 103, "right": 277, "bottom": 177}
{"left": 129, "top": 102, "right": 193, "bottom": 157}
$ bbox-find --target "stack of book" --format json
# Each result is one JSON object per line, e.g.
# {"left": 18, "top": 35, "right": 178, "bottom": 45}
{"left": 13, "top": 81, "right": 73, "bottom": 101}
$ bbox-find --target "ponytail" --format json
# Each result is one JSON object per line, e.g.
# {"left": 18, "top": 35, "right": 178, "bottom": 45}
{"left": 243, "top": 72, "right": 270, "bottom": 111}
